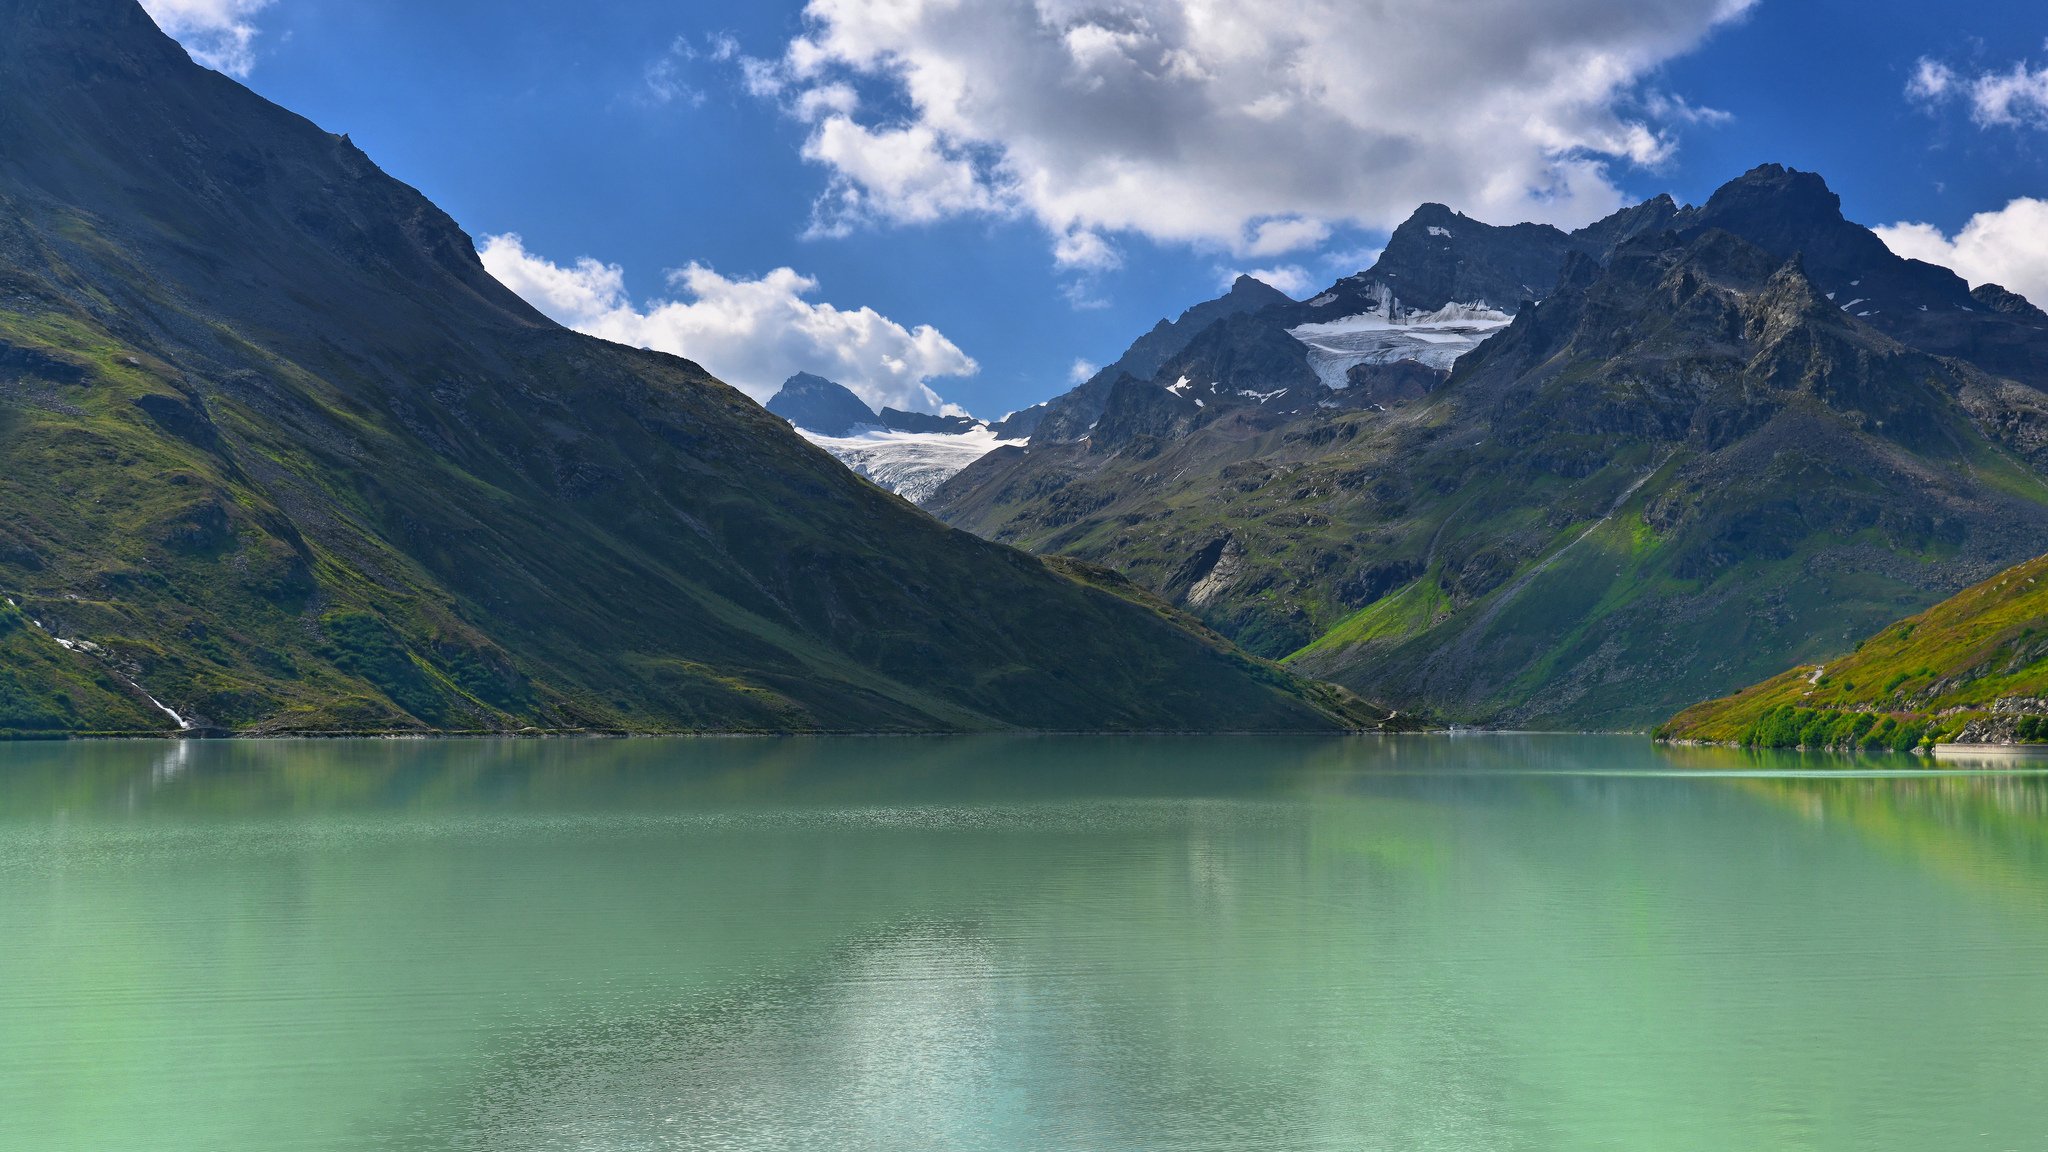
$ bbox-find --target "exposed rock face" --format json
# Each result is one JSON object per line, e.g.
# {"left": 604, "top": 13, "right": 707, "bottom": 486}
{"left": 1020, "top": 275, "right": 1297, "bottom": 442}
{"left": 1952, "top": 699, "right": 2048, "bottom": 745}
{"left": 931, "top": 167, "right": 2048, "bottom": 729}
{"left": 877, "top": 408, "right": 980, "bottom": 435}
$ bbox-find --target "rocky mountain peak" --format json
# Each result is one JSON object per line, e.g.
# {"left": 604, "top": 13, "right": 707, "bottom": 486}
{"left": 1972, "top": 283, "right": 2048, "bottom": 321}
{"left": 1225, "top": 274, "right": 1291, "bottom": 302}
{"left": 1743, "top": 253, "right": 1839, "bottom": 347}
{"left": 765, "top": 373, "right": 881, "bottom": 437}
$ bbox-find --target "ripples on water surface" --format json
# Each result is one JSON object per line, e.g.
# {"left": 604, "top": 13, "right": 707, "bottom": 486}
{"left": 3, "top": 735, "right": 2047, "bottom": 1151}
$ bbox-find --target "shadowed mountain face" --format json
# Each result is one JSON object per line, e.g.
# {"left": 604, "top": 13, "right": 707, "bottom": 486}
{"left": 0, "top": 0, "right": 1378, "bottom": 735}
{"left": 764, "top": 373, "right": 981, "bottom": 437}
{"left": 1002, "top": 275, "right": 1297, "bottom": 442}
{"left": 766, "top": 373, "right": 882, "bottom": 437}
{"left": 984, "top": 194, "right": 1685, "bottom": 459}
{"left": 930, "top": 167, "right": 2048, "bottom": 729}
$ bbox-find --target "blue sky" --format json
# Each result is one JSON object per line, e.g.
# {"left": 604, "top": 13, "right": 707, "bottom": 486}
{"left": 145, "top": 0, "right": 2048, "bottom": 419}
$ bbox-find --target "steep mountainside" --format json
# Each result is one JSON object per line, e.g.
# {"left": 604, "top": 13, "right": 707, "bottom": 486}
{"left": 930, "top": 167, "right": 2048, "bottom": 728}
{"left": 999, "top": 275, "right": 1295, "bottom": 441}
{"left": 0, "top": 0, "right": 1384, "bottom": 736}
{"left": 1661, "top": 552, "right": 2048, "bottom": 750}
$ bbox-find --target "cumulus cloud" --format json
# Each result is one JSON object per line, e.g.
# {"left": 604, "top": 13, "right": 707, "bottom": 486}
{"left": 1970, "top": 62, "right": 2048, "bottom": 128}
{"left": 1069, "top": 358, "right": 1100, "bottom": 383}
{"left": 140, "top": 0, "right": 274, "bottom": 77}
{"left": 746, "top": 0, "right": 1752, "bottom": 263}
{"left": 1906, "top": 55, "right": 2048, "bottom": 129}
{"left": 1052, "top": 229, "right": 1122, "bottom": 271}
{"left": 478, "top": 234, "right": 977, "bottom": 412}
{"left": 1875, "top": 199, "right": 2048, "bottom": 310}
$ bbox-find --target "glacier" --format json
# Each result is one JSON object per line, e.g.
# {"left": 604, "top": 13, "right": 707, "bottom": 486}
{"left": 799, "top": 426, "right": 1023, "bottom": 505}
{"left": 1287, "top": 284, "right": 1513, "bottom": 388}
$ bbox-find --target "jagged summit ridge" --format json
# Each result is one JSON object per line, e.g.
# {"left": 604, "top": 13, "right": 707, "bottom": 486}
{"left": 930, "top": 163, "right": 2048, "bottom": 728}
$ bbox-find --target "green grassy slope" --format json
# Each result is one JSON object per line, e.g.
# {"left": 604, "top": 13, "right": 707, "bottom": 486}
{"left": 0, "top": 0, "right": 1375, "bottom": 736}
{"left": 1660, "top": 552, "right": 2048, "bottom": 749}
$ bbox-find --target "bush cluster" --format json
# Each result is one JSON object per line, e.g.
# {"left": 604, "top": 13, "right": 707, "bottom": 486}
{"left": 1744, "top": 705, "right": 1933, "bottom": 752}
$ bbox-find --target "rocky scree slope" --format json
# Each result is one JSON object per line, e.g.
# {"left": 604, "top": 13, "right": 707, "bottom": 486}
{"left": 0, "top": 0, "right": 1384, "bottom": 736}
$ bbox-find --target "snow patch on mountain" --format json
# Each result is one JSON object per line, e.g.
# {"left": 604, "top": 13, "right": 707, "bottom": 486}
{"left": 800, "top": 426, "right": 1023, "bottom": 505}
{"left": 1288, "top": 290, "right": 1513, "bottom": 386}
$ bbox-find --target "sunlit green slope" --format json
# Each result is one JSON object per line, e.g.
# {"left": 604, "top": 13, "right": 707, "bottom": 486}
{"left": 1660, "top": 552, "right": 2048, "bottom": 749}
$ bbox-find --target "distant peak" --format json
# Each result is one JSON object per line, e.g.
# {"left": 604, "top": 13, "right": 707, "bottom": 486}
{"left": 1396, "top": 203, "right": 1463, "bottom": 231}
{"left": 765, "top": 373, "right": 878, "bottom": 437}
{"left": 1226, "top": 274, "right": 1293, "bottom": 301}
{"left": 1972, "top": 283, "right": 2048, "bottom": 321}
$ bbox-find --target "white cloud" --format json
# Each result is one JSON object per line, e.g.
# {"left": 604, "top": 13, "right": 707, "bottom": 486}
{"left": 1069, "top": 358, "right": 1099, "bottom": 383}
{"left": 643, "top": 49, "right": 705, "bottom": 108}
{"left": 1906, "top": 55, "right": 2048, "bottom": 129}
{"left": 478, "top": 234, "right": 977, "bottom": 412}
{"left": 140, "top": 0, "right": 274, "bottom": 77}
{"left": 1875, "top": 199, "right": 2048, "bottom": 310}
{"left": 1969, "top": 62, "right": 2048, "bottom": 128}
{"left": 748, "top": 0, "right": 1754, "bottom": 263}
{"left": 1641, "top": 89, "right": 1733, "bottom": 126}
{"left": 640, "top": 34, "right": 752, "bottom": 108}
{"left": 1906, "top": 57, "right": 1956, "bottom": 103}
{"left": 802, "top": 118, "right": 1007, "bottom": 236}
{"left": 1061, "top": 280, "right": 1113, "bottom": 311}
{"left": 1244, "top": 217, "right": 1332, "bottom": 258}
{"left": 1053, "top": 229, "right": 1122, "bottom": 270}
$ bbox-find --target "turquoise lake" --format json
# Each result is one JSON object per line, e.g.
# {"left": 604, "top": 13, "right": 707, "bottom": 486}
{"left": 3, "top": 735, "right": 2046, "bottom": 1150}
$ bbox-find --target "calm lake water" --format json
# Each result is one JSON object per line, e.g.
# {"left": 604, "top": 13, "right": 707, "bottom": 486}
{"left": 4, "top": 735, "right": 2047, "bottom": 1151}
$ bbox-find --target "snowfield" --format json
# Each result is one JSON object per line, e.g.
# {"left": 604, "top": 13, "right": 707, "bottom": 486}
{"left": 799, "top": 426, "right": 1022, "bottom": 505}
{"left": 1288, "top": 291, "right": 1513, "bottom": 387}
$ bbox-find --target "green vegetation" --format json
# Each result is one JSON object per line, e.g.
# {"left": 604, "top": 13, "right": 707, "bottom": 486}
{"left": 1736, "top": 706, "right": 1941, "bottom": 753}
{"left": 1661, "top": 551, "right": 2048, "bottom": 746}
{"left": 0, "top": 0, "right": 1385, "bottom": 737}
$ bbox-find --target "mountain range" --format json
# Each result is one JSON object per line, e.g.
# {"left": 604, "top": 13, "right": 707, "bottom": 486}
{"left": 12, "top": 0, "right": 2048, "bottom": 741}
{"left": 929, "top": 165, "right": 2048, "bottom": 729}
{"left": 766, "top": 373, "right": 983, "bottom": 439}
{"left": 763, "top": 372, "right": 1013, "bottom": 504}
{"left": 0, "top": 0, "right": 1390, "bottom": 736}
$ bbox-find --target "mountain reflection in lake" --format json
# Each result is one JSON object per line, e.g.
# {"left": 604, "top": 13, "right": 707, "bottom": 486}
{"left": 4, "top": 736, "right": 2045, "bottom": 1151}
